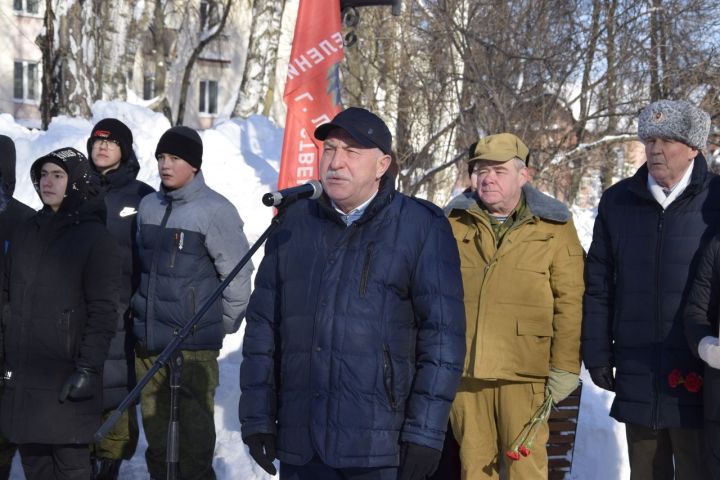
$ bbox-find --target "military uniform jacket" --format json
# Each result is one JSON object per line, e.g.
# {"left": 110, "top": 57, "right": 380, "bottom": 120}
{"left": 447, "top": 186, "right": 584, "bottom": 382}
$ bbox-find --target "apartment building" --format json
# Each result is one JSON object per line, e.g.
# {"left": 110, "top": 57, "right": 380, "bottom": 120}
{"left": 0, "top": 0, "right": 251, "bottom": 129}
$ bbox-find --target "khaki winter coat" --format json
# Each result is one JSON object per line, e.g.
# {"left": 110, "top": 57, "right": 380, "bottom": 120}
{"left": 447, "top": 186, "right": 584, "bottom": 381}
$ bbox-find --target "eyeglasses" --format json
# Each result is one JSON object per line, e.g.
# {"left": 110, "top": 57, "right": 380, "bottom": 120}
{"left": 93, "top": 138, "right": 121, "bottom": 150}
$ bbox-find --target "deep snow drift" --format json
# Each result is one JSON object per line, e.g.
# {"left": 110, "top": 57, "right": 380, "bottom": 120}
{"left": 0, "top": 101, "right": 629, "bottom": 479}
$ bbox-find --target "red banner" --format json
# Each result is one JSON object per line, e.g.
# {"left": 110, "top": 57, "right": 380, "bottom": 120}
{"left": 277, "top": 0, "right": 344, "bottom": 189}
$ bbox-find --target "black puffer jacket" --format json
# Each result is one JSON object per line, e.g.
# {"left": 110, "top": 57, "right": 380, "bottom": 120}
{"left": 0, "top": 136, "right": 35, "bottom": 369}
{"left": 683, "top": 235, "right": 720, "bottom": 423}
{"left": 0, "top": 149, "right": 121, "bottom": 444}
{"left": 92, "top": 152, "right": 154, "bottom": 409}
{"left": 583, "top": 156, "right": 720, "bottom": 429}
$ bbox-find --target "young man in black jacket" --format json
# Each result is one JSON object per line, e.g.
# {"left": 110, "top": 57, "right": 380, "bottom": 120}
{"left": 86, "top": 119, "right": 154, "bottom": 480}
{"left": 0, "top": 135, "right": 34, "bottom": 480}
{"left": 0, "top": 147, "right": 121, "bottom": 480}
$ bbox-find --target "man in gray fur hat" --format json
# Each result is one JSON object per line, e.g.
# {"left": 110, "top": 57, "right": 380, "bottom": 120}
{"left": 583, "top": 99, "right": 718, "bottom": 479}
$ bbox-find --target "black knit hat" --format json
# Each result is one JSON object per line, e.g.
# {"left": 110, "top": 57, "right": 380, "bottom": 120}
{"left": 155, "top": 126, "right": 203, "bottom": 170}
{"left": 87, "top": 118, "right": 134, "bottom": 164}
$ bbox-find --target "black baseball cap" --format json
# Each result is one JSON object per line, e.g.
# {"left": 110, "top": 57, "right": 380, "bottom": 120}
{"left": 314, "top": 107, "right": 392, "bottom": 155}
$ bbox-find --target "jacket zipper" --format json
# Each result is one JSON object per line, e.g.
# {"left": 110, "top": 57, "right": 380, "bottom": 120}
{"left": 359, "top": 243, "right": 374, "bottom": 297}
{"left": 190, "top": 287, "right": 197, "bottom": 335}
{"left": 652, "top": 209, "right": 665, "bottom": 430}
{"left": 383, "top": 344, "right": 397, "bottom": 409}
{"left": 146, "top": 200, "right": 173, "bottom": 348}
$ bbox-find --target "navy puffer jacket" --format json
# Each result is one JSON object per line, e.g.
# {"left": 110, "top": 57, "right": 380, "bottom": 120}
{"left": 239, "top": 177, "right": 465, "bottom": 468}
{"left": 583, "top": 155, "right": 720, "bottom": 429}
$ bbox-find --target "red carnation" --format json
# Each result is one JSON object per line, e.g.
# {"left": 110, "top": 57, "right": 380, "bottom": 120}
{"left": 684, "top": 372, "right": 703, "bottom": 393}
{"left": 506, "top": 450, "right": 521, "bottom": 461}
{"left": 518, "top": 445, "right": 531, "bottom": 457}
{"left": 668, "top": 369, "right": 684, "bottom": 388}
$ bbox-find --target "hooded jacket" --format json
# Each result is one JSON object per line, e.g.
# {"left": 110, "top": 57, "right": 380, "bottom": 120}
{"left": 89, "top": 147, "right": 154, "bottom": 410}
{"left": 0, "top": 135, "right": 35, "bottom": 373}
{"left": 239, "top": 176, "right": 466, "bottom": 468}
{"left": 131, "top": 171, "right": 252, "bottom": 352}
{"left": 0, "top": 134, "right": 35, "bottom": 288}
{"left": 583, "top": 155, "right": 720, "bottom": 429}
{"left": 446, "top": 185, "right": 584, "bottom": 381}
{"left": 1, "top": 149, "right": 121, "bottom": 444}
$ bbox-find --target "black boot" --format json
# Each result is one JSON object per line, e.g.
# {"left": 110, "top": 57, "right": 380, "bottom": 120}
{"left": 93, "top": 457, "right": 122, "bottom": 480}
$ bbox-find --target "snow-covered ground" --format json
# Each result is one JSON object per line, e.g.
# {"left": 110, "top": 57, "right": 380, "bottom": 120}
{"left": 0, "top": 101, "right": 629, "bottom": 479}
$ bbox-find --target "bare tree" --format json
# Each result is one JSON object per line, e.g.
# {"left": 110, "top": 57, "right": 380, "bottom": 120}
{"left": 233, "top": 0, "right": 287, "bottom": 118}
{"left": 338, "top": 0, "right": 720, "bottom": 205}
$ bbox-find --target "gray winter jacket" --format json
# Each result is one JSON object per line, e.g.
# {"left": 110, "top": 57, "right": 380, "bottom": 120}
{"left": 131, "top": 171, "right": 252, "bottom": 352}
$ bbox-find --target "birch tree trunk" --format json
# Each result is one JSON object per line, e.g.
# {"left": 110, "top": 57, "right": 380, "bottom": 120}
{"left": 233, "top": 0, "right": 286, "bottom": 118}
{"left": 175, "top": 0, "right": 234, "bottom": 126}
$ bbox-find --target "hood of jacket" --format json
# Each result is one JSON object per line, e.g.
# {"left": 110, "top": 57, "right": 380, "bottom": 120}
{"left": 30, "top": 148, "right": 105, "bottom": 222}
{"left": 93, "top": 148, "right": 142, "bottom": 191}
{"left": 0, "top": 134, "right": 16, "bottom": 197}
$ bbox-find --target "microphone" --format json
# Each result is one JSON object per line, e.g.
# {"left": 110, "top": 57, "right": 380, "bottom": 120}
{"left": 262, "top": 179, "right": 323, "bottom": 207}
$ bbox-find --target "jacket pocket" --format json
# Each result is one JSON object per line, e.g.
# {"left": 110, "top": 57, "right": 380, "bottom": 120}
{"left": 359, "top": 243, "right": 374, "bottom": 298}
{"left": 383, "top": 344, "right": 398, "bottom": 410}
{"left": 515, "top": 315, "right": 553, "bottom": 377}
{"left": 169, "top": 230, "right": 182, "bottom": 268}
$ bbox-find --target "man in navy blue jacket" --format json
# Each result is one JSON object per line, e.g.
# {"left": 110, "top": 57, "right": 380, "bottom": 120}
{"left": 239, "top": 107, "right": 466, "bottom": 480}
{"left": 583, "top": 100, "right": 718, "bottom": 479}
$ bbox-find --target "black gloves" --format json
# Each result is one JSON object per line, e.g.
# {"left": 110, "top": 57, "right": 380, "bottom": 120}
{"left": 399, "top": 442, "right": 441, "bottom": 480}
{"left": 58, "top": 365, "right": 98, "bottom": 402}
{"left": 589, "top": 366, "right": 615, "bottom": 392}
{"left": 244, "top": 433, "right": 277, "bottom": 475}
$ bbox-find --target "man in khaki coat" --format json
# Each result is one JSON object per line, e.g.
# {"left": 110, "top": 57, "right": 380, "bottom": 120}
{"left": 446, "top": 133, "right": 584, "bottom": 480}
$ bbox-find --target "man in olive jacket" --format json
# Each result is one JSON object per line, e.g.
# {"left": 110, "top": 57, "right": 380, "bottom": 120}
{"left": 447, "top": 133, "right": 584, "bottom": 480}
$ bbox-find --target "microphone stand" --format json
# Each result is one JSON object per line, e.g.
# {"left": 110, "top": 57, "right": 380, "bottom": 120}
{"left": 95, "top": 206, "right": 289, "bottom": 480}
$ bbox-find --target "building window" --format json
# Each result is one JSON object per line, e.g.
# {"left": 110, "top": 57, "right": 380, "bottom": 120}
{"left": 199, "top": 1, "right": 219, "bottom": 30}
{"left": 143, "top": 76, "right": 155, "bottom": 100}
{"left": 199, "top": 80, "right": 218, "bottom": 115}
{"left": 14, "top": 0, "right": 39, "bottom": 14}
{"left": 14, "top": 61, "right": 39, "bottom": 102}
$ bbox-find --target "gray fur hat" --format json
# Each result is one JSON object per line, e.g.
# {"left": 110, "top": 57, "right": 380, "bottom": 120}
{"left": 638, "top": 99, "right": 710, "bottom": 149}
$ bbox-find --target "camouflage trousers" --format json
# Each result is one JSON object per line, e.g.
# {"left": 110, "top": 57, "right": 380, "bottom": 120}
{"left": 93, "top": 406, "right": 140, "bottom": 461}
{"left": 136, "top": 349, "right": 219, "bottom": 480}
